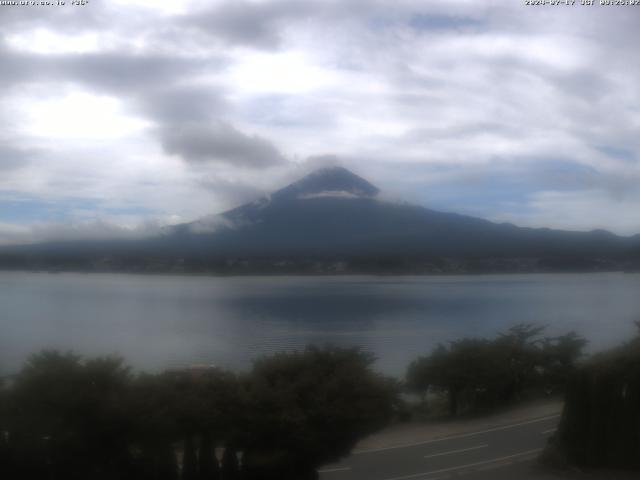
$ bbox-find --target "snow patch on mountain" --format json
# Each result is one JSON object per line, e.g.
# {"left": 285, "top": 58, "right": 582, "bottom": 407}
{"left": 298, "top": 190, "right": 363, "bottom": 200}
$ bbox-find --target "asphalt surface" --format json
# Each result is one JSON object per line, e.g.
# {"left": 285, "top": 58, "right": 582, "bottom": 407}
{"left": 318, "top": 414, "right": 560, "bottom": 480}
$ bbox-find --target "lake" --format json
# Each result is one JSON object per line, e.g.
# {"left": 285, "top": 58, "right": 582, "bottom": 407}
{"left": 1, "top": 272, "right": 639, "bottom": 377}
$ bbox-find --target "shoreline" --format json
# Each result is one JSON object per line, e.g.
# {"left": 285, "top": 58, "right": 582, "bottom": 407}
{"left": 0, "top": 268, "right": 636, "bottom": 278}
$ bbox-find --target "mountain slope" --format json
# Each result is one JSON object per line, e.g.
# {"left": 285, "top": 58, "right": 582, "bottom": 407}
{"left": 161, "top": 166, "right": 636, "bottom": 259}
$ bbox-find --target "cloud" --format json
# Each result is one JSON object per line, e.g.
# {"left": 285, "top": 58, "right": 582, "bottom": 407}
{"left": 159, "top": 122, "right": 287, "bottom": 167}
{"left": 60, "top": 53, "right": 220, "bottom": 94}
{"left": 0, "top": 218, "right": 170, "bottom": 246}
{"left": 494, "top": 189, "right": 640, "bottom": 236}
{"left": 197, "top": 176, "right": 266, "bottom": 207}
{"left": 303, "top": 154, "right": 343, "bottom": 169}
{"left": 0, "top": 37, "right": 224, "bottom": 99}
{"left": 180, "top": 0, "right": 314, "bottom": 49}
{"left": 0, "top": 41, "right": 42, "bottom": 86}
{"left": 1, "top": 0, "right": 640, "bottom": 240}
{"left": 0, "top": 145, "right": 36, "bottom": 171}
{"left": 0, "top": 222, "right": 31, "bottom": 246}
{"left": 137, "top": 85, "right": 227, "bottom": 124}
{"left": 0, "top": 0, "right": 109, "bottom": 31}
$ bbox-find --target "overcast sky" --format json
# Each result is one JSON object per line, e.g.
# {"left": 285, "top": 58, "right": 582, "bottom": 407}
{"left": 1, "top": 0, "right": 639, "bottom": 244}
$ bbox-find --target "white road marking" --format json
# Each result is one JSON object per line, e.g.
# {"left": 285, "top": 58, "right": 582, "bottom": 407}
{"left": 423, "top": 444, "right": 488, "bottom": 459}
{"left": 318, "top": 466, "right": 352, "bottom": 473}
{"left": 542, "top": 428, "right": 557, "bottom": 434}
{"left": 354, "top": 414, "right": 560, "bottom": 454}
{"left": 380, "top": 448, "right": 543, "bottom": 480}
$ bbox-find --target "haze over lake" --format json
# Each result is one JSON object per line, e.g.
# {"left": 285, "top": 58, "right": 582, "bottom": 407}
{"left": 1, "top": 272, "right": 638, "bottom": 377}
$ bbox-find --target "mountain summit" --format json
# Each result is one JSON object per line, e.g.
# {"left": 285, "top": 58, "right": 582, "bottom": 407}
{"left": 272, "top": 166, "right": 379, "bottom": 200}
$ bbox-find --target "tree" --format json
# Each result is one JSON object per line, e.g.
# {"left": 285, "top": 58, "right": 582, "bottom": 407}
{"left": 406, "top": 325, "right": 587, "bottom": 416}
{"left": 221, "top": 445, "right": 240, "bottom": 480}
{"left": 408, "top": 338, "right": 509, "bottom": 415}
{"left": 406, "top": 344, "right": 448, "bottom": 403}
{"left": 549, "top": 328, "right": 640, "bottom": 470}
{"left": 6, "top": 351, "right": 134, "bottom": 480}
{"left": 494, "top": 324, "right": 546, "bottom": 402}
{"left": 128, "top": 366, "right": 242, "bottom": 480}
{"left": 198, "top": 433, "right": 220, "bottom": 480}
{"left": 540, "top": 332, "right": 588, "bottom": 393}
{"left": 127, "top": 373, "right": 180, "bottom": 480}
{"left": 0, "top": 373, "right": 10, "bottom": 475}
{"left": 241, "top": 346, "right": 396, "bottom": 480}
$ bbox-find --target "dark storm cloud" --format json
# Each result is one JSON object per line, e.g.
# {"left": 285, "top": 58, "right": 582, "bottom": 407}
{"left": 159, "top": 122, "right": 287, "bottom": 168}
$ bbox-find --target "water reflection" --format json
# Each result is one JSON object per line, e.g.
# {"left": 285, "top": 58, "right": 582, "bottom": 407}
{"left": 0, "top": 272, "right": 639, "bottom": 376}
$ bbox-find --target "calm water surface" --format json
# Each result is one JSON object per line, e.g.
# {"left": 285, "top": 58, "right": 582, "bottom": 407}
{"left": 1, "top": 272, "right": 639, "bottom": 376}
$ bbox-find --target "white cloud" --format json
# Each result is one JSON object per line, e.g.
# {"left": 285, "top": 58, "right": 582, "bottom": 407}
{"left": 0, "top": 218, "right": 177, "bottom": 246}
{"left": 494, "top": 189, "right": 640, "bottom": 236}
{"left": 0, "top": 0, "right": 639, "bottom": 243}
{"left": 109, "top": 0, "right": 201, "bottom": 15}
{"left": 226, "top": 50, "right": 340, "bottom": 95}
{"left": 5, "top": 28, "right": 103, "bottom": 54}
{"left": 18, "top": 91, "right": 150, "bottom": 140}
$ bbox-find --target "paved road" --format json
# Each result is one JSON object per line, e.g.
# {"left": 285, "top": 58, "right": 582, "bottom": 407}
{"left": 319, "top": 414, "right": 560, "bottom": 480}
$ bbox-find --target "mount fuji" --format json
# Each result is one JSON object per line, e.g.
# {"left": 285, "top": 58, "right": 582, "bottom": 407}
{"left": 1, "top": 166, "right": 639, "bottom": 273}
